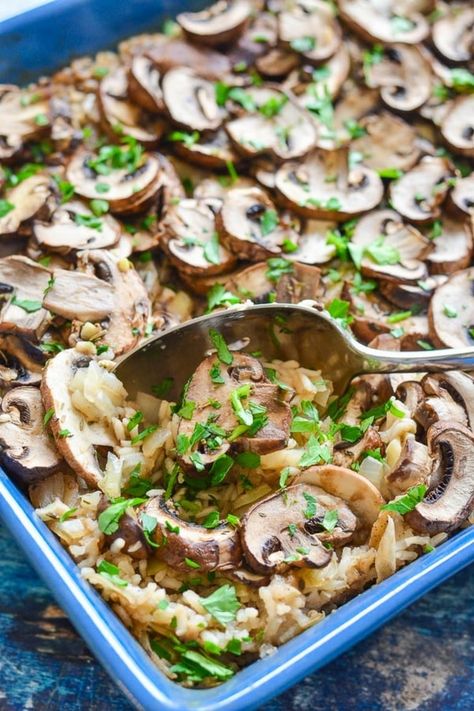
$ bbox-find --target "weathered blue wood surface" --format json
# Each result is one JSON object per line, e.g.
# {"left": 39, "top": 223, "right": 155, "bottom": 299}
{"left": 0, "top": 522, "right": 472, "bottom": 710}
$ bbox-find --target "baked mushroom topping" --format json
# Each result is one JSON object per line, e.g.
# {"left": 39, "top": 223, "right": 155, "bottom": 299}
{"left": 351, "top": 112, "right": 421, "bottom": 173}
{"left": 0, "top": 174, "right": 50, "bottom": 236}
{"left": 0, "top": 386, "right": 63, "bottom": 485}
{"left": 429, "top": 267, "right": 474, "bottom": 349}
{"left": 127, "top": 56, "right": 165, "bottom": 114}
{"left": 177, "top": 0, "right": 251, "bottom": 46}
{"left": 0, "top": 256, "right": 51, "bottom": 340}
{"left": 364, "top": 44, "right": 431, "bottom": 112}
{"left": 162, "top": 68, "right": 225, "bottom": 132}
{"left": 275, "top": 148, "right": 383, "bottom": 220}
{"left": 441, "top": 96, "right": 474, "bottom": 159}
{"left": 426, "top": 215, "right": 473, "bottom": 275}
{"left": 338, "top": 0, "right": 429, "bottom": 44}
{"left": 0, "top": 335, "right": 45, "bottom": 389}
{"left": 0, "top": 85, "right": 50, "bottom": 159}
{"left": 450, "top": 174, "right": 474, "bottom": 217}
{"left": 389, "top": 157, "right": 455, "bottom": 223}
{"left": 278, "top": 0, "right": 341, "bottom": 64}
{"left": 431, "top": 5, "right": 474, "bottom": 65}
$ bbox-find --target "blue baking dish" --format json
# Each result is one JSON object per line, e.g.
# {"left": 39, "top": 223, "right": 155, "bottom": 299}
{"left": 1, "top": 2, "right": 474, "bottom": 709}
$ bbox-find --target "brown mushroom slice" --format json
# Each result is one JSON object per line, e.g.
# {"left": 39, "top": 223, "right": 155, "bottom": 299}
{"left": 33, "top": 200, "right": 121, "bottom": 253}
{"left": 379, "top": 275, "right": 446, "bottom": 310}
{"left": 66, "top": 148, "right": 163, "bottom": 215}
{"left": 224, "top": 261, "right": 322, "bottom": 304}
{"left": 292, "top": 44, "right": 350, "bottom": 104}
{"left": 427, "top": 215, "right": 473, "bottom": 275}
{"left": 177, "top": 352, "right": 291, "bottom": 469}
{"left": 0, "top": 85, "right": 50, "bottom": 159}
{"left": 421, "top": 372, "right": 474, "bottom": 431}
{"left": 332, "top": 86, "right": 379, "bottom": 134}
{"left": 338, "top": 0, "right": 429, "bottom": 44}
{"left": 441, "top": 96, "right": 474, "bottom": 159}
{"left": 351, "top": 209, "right": 432, "bottom": 283}
{"left": 162, "top": 68, "right": 225, "bottom": 132}
{"left": 288, "top": 219, "right": 337, "bottom": 265}
{"left": 405, "top": 422, "right": 474, "bottom": 535}
{"left": 43, "top": 269, "right": 115, "bottom": 321}
{"left": 364, "top": 45, "right": 431, "bottom": 113}
{"left": 177, "top": 0, "right": 251, "bottom": 46}
{"left": 385, "top": 434, "right": 432, "bottom": 497}
{"left": 41, "top": 349, "right": 103, "bottom": 486}
{"left": 389, "top": 157, "right": 455, "bottom": 224}
{"left": 98, "top": 495, "right": 148, "bottom": 560}
{"left": 171, "top": 129, "right": 238, "bottom": 170}
{"left": 275, "top": 149, "right": 383, "bottom": 221}
{"left": 0, "top": 386, "right": 63, "bottom": 485}
{"left": 0, "top": 335, "right": 45, "bottom": 388}
{"left": 224, "top": 262, "right": 274, "bottom": 303}
{"left": 127, "top": 55, "right": 164, "bottom": 113}
{"left": 241, "top": 484, "right": 355, "bottom": 574}
{"left": 256, "top": 48, "right": 299, "bottom": 79}
{"left": 141, "top": 494, "right": 241, "bottom": 572}
{"left": 278, "top": 1, "right": 341, "bottom": 64}
{"left": 217, "top": 187, "right": 288, "bottom": 260}
{"left": 429, "top": 268, "right": 474, "bottom": 349}
{"left": 98, "top": 67, "right": 165, "bottom": 145}
{"left": 76, "top": 250, "right": 150, "bottom": 356}
{"left": 450, "top": 174, "right": 474, "bottom": 217}
{"left": 160, "top": 198, "right": 236, "bottom": 276}
{"left": 225, "top": 87, "right": 317, "bottom": 161}
{"left": 147, "top": 39, "right": 231, "bottom": 80}
{"left": 0, "top": 255, "right": 51, "bottom": 340}
{"left": 351, "top": 112, "right": 421, "bottom": 173}
{"left": 0, "top": 174, "right": 50, "bottom": 236}
{"left": 432, "top": 6, "right": 474, "bottom": 64}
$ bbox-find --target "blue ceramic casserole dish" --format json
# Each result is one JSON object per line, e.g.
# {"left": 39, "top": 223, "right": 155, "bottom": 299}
{"left": 0, "top": 2, "right": 473, "bottom": 709}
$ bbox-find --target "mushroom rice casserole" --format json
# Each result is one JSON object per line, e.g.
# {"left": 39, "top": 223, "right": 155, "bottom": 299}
{"left": 0, "top": 0, "right": 473, "bottom": 688}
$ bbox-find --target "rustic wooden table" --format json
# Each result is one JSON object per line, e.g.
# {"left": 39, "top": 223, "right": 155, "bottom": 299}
{"left": 0, "top": 523, "right": 472, "bottom": 710}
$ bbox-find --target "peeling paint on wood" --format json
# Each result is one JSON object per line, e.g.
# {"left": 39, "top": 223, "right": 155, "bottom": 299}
{"left": 0, "top": 523, "right": 472, "bottom": 710}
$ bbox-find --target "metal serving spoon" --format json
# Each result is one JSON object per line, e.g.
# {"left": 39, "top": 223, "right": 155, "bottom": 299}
{"left": 115, "top": 303, "right": 474, "bottom": 397}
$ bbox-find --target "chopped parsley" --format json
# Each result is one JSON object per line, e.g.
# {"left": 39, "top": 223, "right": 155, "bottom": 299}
{"left": 97, "top": 560, "right": 128, "bottom": 588}
{"left": 266, "top": 257, "right": 293, "bottom": 282}
{"left": 321, "top": 509, "right": 338, "bottom": 533}
{"left": 303, "top": 491, "right": 317, "bottom": 519}
{"left": 11, "top": 295, "right": 43, "bottom": 313}
{"left": 209, "top": 328, "right": 233, "bottom": 365}
{"left": 199, "top": 584, "right": 240, "bottom": 626}
{"left": 131, "top": 424, "right": 158, "bottom": 445}
{"left": 152, "top": 377, "right": 174, "bottom": 398}
{"left": 382, "top": 484, "right": 427, "bottom": 515}
{"left": 98, "top": 497, "right": 146, "bottom": 535}
{"left": 260, "top": 209, "right": 279, "bottom": 237}
{"left": 300, "top": 436, "right": 332, "bottom": 468}
{"left": 290, "top": 36, "right": 316, "bottom": 53}
{"left": 206, "top": 284, "right": 240, "bottom": 313}
{"left": 202, "top": 511, "right": 220, "bottom": 529}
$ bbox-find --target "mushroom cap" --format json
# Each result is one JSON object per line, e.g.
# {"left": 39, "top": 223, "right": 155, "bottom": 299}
{"left": 127, "top": 55, "right": 164, "bottom": 114}
{"left": 140, "top": 493, "right": 242, "bottom": 572}
{"left": 146, "top": 39, "right": 232, "bottom": 79}
{"left": 171, "top": 128, "right": 238, "bottom": 169}
{"left": 160, "top": 198, "right": 237, "bottom": 276}
{"left": 43, "top": 268, "right": 116, "bottom": 322}
{"left": 66, "top": 148, "right": 163, "bottom": 215}
{"left": 177, "top": 0, "right": 252, "bottom": 46}
{"left": 351, "top": 209, "right": 432, "bottom": 283}
{"left": 289, "top": 218, "right": 337, "bottom": 265}
{"left": 384, "top": 434, "right": 432, "bottom": 497}
{"left": 351, "top": 112, "right": 421, "bottom": 172}
{"left": 429, "top": 267, "right": 474, "bottom": 349}
{"left": 441, "top": 96, "right": 474, "bottom": 159}
{"left": 0, "top": 255, "right": 51, "bottom": 340}
{"left": 405, "top": 422, "right": 474, "bottom": 535}
{"left": 216, "top": 187, "right": 288, "bottom": 260}
{"left": 241, "top": 483, "right": 357, "bottom": 574}
{"left": 338, "top": 0, "right": 429, "bottom": 44}
{"left": 293, "top": 44, "right": 351, "bottom": 104}
{"left": 162, "top": 68, "right": 225, "bottom": 132}
{"left": 0, "top": 174, "right": 50, "bottom": 236}
{"left": 0, "top": 386, "right": 63, "bottom": 484}
{"left": 389, "top": 156, "right": 455, "bottom": 224}
{"left": 33, "top": 200, "right": 121, "bottom": 253}
{"left": 0, "top": 85, "right": 50, "bottom": 159}
{"left": 365, "top": 45, "right": 432, "bottom": 113}
{"left": 427, "top": 215, "right": 473, "bottom": 275}
{"left": 449, "top": 174, "right": 474, "bottom": 217}
{"left": 0, "top": 335, "right": 45, "bottom": 388}
{"left": 432, "top": 5, "right": 474, "bottom": 64}
{"left": 256, "top": 47, "right": 300, "bottom": 79}
{"left": 40, "top": 349, "right": 103, "bottom": 486}
{"left": 275, "top": 149, "right": 383, "bottom": 221}
{"left": 278, "top": 0, "right": 341, "bottom": 64}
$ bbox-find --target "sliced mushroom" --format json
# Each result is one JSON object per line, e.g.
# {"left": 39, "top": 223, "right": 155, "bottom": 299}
{"left": 225, "top": 86, "right": 317, "bottom": 161}
{"left": 428, "top": 267, "right": 474, "bottom": 348}
{"left": 0, "top": 85, "right": 50, "bottom": 159}
{"left": 427, "top": 215, "right": 473, "bottom": 274}
{"left": 98, "top": 67, "right": 165, "bottom": 145}
{"left": 177, "top": 0, "right": 251, "bottom": 46}
{"left": 33, "top": 200, "right": 121, "bottom": 253}
{"left": 127, "top": 55, "right": 164, "bottom": 113}
{"left": 140, "top": 493, "right": 241, "bottom": 572}
{"left": 351, "top": 112, "right": 421, "bottom": 173}
{"left": 98, "top": 495, "right": 148, "bottom": 560}
{"left": 364, "top": 44, "right": 431, "bottom": 112}
{"left": 147, "top": 40, "right": 231, "bottom": 79}
{"left": 414, "top": 379, "right": 467, "bottom": 432}
{"left": 395, "top": 379, "right": 425, "bottom": 418}
{"left": 421, "top": 371, "right": 474, "bottom": 431}
{"left": 275, "top": 148, "right": 383, "bottom": 221}
{"left": 278, "top": 1, "right": 341, "bottom": 64}
{"left": 217, "top": 187, "right": 290, "bottom": 260}
{"left": 0, "top": 255, "right": 51, "bottom": 340}
{"left": 76, "top": 250, "right": 150, "bottom": 355}
{"left": 171, "top": 129, "right": 238, "bottom": 170}
{"left": 431, "top": 6, "right": 474, "bottom": 64}
{"left": 384, "top": 434, "right": 432, "bottom": 497}
{"left": 0, "top": 386, "right": 63, "bottom": 484}
{"left": 338, "top": 0, "right": 429, "bottom": 44}
{"left": 40, "top": 349, "right": 103, "bottom": 486}
{"left": 274, "top": 262, "right": 322, "bottom": 303}
{"left": 160, "top": 198, "right": 236, "bottom": 275}
{"left": 379, "top": 275, "right": 446, "bottom": 310}
{"left": 289, "top": 218, "right": 337, "bottom": 265}
{"left": 256, "top": 47, "right": 300, "bottom": 78}
{"left": 441, "top": 96, "right": 474, "bottom": 159}
{"left": 66, "top": 148, "right": 163, "bottom": 215}
{"left": 43, "top": 268, "right": 115, "bottom": 321}
{"left": 405, "top": 422, "right": 474, "bottom": 535}
{"left": 351, "top": 209, "right": 432, "bottom": 283}
{"left": 291, "top": 44, "right": 350, "bottom": 103}
{"left": 450, "top": 174, "right": 474, "bottom": 216}
{"left": 224, "top": 262, "right": 275, "bottom": 302}
{"left": 177, "top": 352, "right": 291, "bottom": 470}
{"left": 241, "top": 483, "right": 357, "bottom": 574}
{"left": 0, "top": 335, "right": 45, "bottom": 388}
{"left": 162, "top": 68, "right": 225, "bottom": 132}
{"left": 0, "top": 174, "right": 50, "bottom": 236}
{"left": 389, "top": 157, "right": 455, "bottom": 223}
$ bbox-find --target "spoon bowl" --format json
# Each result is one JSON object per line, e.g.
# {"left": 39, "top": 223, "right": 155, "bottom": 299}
{"left": 115, "top": 303, "right": 474, "bottom": 397}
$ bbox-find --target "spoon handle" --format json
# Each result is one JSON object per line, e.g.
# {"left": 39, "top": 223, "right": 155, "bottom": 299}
{"left": 356, "top": 344, "right": 474, "bottom": 375}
